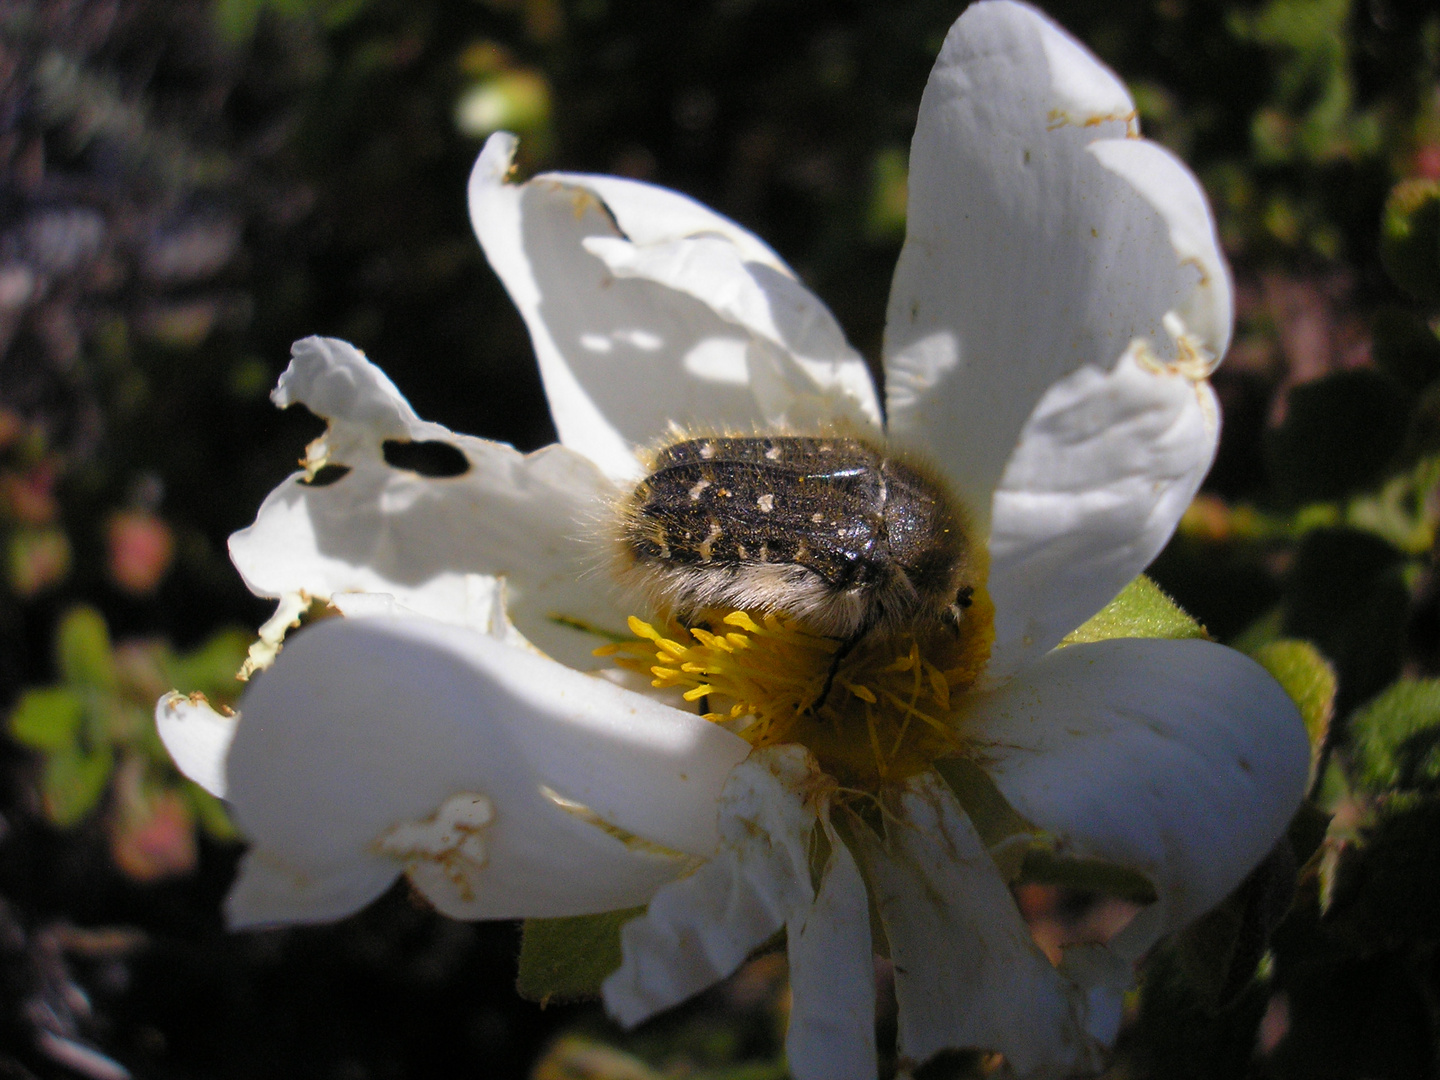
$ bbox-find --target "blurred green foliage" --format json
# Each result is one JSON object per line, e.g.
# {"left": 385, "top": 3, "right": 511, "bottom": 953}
{"left": 3, "top": 0, "right": 1440, "bottom": 1075}
{"left": 8, "top": 606, "right": 246, "bottom": 877}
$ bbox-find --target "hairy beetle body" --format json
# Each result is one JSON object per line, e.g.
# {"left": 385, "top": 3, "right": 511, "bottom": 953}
{"left": 616, "top": 435, "right": 974, "bottom": 641}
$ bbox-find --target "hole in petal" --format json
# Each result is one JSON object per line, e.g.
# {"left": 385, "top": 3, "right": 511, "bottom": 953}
{"left": 381, "top": 439, "right": 470, "bottom": 477}
{"left": 300, "top": 464, "right": 352, "bottom": 487}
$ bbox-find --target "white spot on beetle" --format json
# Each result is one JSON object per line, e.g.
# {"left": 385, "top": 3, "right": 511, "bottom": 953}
{"left": 699, "top": 520, "right": 723, "bottom": 561}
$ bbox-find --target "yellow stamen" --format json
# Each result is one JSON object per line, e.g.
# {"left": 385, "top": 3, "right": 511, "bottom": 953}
{"left": 597, "top": 586, "right": 995, "bottom": 791}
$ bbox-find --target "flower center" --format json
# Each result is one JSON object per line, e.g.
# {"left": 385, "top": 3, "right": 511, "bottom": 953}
{"left": 597, "top": 588, "right": 994, "bottom": 791}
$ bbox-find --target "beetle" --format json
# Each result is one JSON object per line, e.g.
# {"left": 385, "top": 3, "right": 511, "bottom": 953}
{"left": 615, "top": 434, "right": 976, "bottom": 646}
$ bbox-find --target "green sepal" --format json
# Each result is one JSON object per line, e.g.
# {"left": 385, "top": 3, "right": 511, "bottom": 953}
{"left": 516, "top": 907, "right": 644, "bottom": 1004}
{"left": 56, "top": 606, "right": 117, "bottom": 691}
{"left": 1315, "top": 756, "right": 1350, "bottom": 816}
{"left": 9, "top": 686, "right": 85, "bottom": 751}
{"left": 1347, "top": 678, "right": 1440, "bottom": 794}
{"left": 1250, "top": 639, "right": 1336, "bottom": 785}
{"left": 1062, "top": 575, "right": 1208, "bottom": 646}
{"left": 41, "top": 745, "right": 114, "bottom": 827}
{"left": 1016, "top": 849, "right": 1158, "bottom": 905}
{"left": 1230, "top": 606, "right": 1285, "bottom": 655}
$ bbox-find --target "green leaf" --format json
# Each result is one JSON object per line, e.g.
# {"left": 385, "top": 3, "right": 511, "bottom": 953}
{"left": 1371, "top": 305, "right": 1440, "bottom": 395}
{"left": 56, "top": 607, "right": 117, "bottom": 691}
{"left": 1348, "top": 678, "right": 1440, "bottom": 794}
{"left": 1324, "top": 795, "right": 1440, "bottom": 948}
{"left": 1265, "top": 370, "right": 1411, "bottom": 505}
{"left": 865, "top": 146, "right": 909, "bottom": 241}
{"left": 213, "top": 0, "right": 263, "bottom": 43}
{"left": 9, "top": 687, "right": 85, "bottom": 751}
{"left": 516, "top": 907, "right": 643, "bottom": 1003}
{"left": 320, "top": 0, "right": 374, "bottom": 30}
{"left": 160, "top": 627, "right": 251, "bottom": 703}
{"left": 1250, "top": 639, "right": 1336, "bottom": 783}
{"left": 530, "top": 1036, "right": 665, "bottom": 1080}
{"left": 455, "top": 71, "right": 552, "bottom": 139}
{"left": 41, "top": 746, "right": 114, "bottom": 827}
{"left": 1380, "top": 178, "right": 1440, "bottom": 305}
{"left": 1062, "top": 574, "right": 1207, "bottom": 646}
{"left": 1283, "top": 528, "right": 1408, "bottom": 713}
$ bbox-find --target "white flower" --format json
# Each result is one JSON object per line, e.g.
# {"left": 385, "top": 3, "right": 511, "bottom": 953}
{"left": 156, "top": 3, "right": 1309, "bottom": 1078}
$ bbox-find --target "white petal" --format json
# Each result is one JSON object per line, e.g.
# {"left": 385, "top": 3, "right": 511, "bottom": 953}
{"left": 882, "top": 0, "right": 1231, "bottom": 535}
{"left": 224, "top": 616, "right": 749, "bottom": 928}
{"left": 270, "top": 335, "right": 424, "bottom": 458}
{"left": 603, "top": 746, "right": 816, "bottom": 1026}
{"left": 965, "top": 638, "right": 1309, "bottom": 941}
{"left": 985, "top": 348, "right": 1219, "bottom": 679}
{"left": 155, "top": 692, "right": 238, "bottom": 798}
{"left": 229, "top": 336, "right": 627, "bottom": 672}
{"left": 1059, "top": 939, "right": 1140, "bottom": 1045}
{"left": 1088, "top": 138, "right": 1232, "bottom": 367}
{"left": 606, "top": 751, "right": 878, "bottom": 1078}
{"left": 602, "top": 858, "right": 771, "bottom": 1023}
{"left": 227, "top": 847, "right": 401, "bottom": 928}
{"left": 848, "top": 774, "right": 1094, "bottom": 1078}
{"left": 582, "top": 234, "right": 880, "bottom": 431}
{"left": 468, "top": 134, "right": 877, "bottom": 480}
{"left": 785, "top": 814, "right": 876, "bottom": 1080}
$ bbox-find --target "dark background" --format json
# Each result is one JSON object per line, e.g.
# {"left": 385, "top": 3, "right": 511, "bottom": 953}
{"left": 2, "top": 0, "right": 1440, "bottom": 1076}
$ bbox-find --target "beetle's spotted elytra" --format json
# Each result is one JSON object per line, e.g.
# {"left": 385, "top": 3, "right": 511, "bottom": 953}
{"left": 613, "top": 432, "right": 979, "bottom": 646}
{"left": 598, "top": 430, "right": 995, "bottom": 786}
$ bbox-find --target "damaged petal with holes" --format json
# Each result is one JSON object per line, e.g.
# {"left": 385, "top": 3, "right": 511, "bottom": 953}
{"left": 156, "top": 2, "right": 1309, "bottom": 1079}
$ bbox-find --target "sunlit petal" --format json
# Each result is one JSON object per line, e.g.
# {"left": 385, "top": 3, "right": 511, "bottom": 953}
{"left": 225, "top": 616, "right": 748, "bottom": 928}
{"left": 155, "top": 692, "right": 238, "bottom": 799}
{"left": 965, "top": 638, "right": 1309, "bottom": 938}
{"left": 582, "top": 233, "right": 880, "bottom": 431}
{"left": 228, "top": 336, "right": 626, "bottom": 671}
{"left": 469, "top": 134, "right": 877, "bottom": 480}
{"left": 785, "top": 813, "right": 876, "bottom": 1080}
{"left": 883, "top": 0, "right": 1230, "bottom": 542}
{"left": 603, "top": 747, "right": 817, "bottom": 1025}
{"left": 848, "top": 773, "right": 1095, "bottom": 1077}
{"left": 985, "top": 349, "right": 1219, "bottom": 679}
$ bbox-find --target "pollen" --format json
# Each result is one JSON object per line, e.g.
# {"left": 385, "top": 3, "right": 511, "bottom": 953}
{"left": 596, "top": 589, "right": 995, "bottom": 791}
